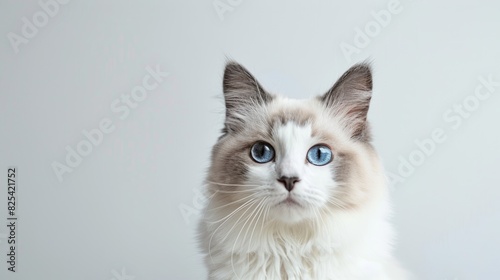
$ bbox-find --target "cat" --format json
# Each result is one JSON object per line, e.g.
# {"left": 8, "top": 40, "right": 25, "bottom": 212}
{"left": 197, "top": 61, "right": 409, "bottom": 280}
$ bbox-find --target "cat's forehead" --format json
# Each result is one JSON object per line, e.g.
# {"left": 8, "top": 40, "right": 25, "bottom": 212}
{"left": 233, "top": 97, "right": 343, "bottom": 146}
{"left": 264, "top": 97, "right": 331, "bottom": 141}
{"left": 267, "top": 98, "right": 316, "bottom": 127}
{"left": 270, "top": 122, "right": 314, "bottom": 155}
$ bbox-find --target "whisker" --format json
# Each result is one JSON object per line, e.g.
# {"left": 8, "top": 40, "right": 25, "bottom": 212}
{"left": 259, "top": 204, "right": 270, "bottom": 239}
{"left": 213, "top": 189, "right": 259, "bottom": 194}
{"left": 242, "top": 198, "right": 267, "bottom": 249}
{"left": 219, "top": 199, "right": 260, "bottom": 244}
{"left": 208, "top": 197, "right": 258, "bottom": 263}
{"left": 243, "top": 199, "right": 267, "bottom": 268}
{"left": 326, "top": 197, "right": 348, "bottom": 210}
{"left": 206, "top": 181, "right": 264, "bottom": 187}
{"left": 247, "top": 198, "right": 268, "bottom": 253}
{"left": 314, "top": 207, "right": 327, "bottom": 228}
{"left": 231, "top": 198, "right": 266, "bottom": 279}
{"left": 207, "top": 192, "right": 260, "bottom": 212}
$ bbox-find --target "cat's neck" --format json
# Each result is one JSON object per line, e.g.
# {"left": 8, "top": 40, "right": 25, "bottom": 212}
{"left": 213, "top": 197, "right": 390, "bottom": 256}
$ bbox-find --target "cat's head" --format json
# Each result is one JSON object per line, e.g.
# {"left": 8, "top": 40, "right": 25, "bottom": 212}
{"left": 206, "top": 62, "right": 384, "bottom": 225}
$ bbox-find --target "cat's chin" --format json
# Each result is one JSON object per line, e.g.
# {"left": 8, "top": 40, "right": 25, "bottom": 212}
{"left": 271, "top": 201, "right": 316, "bottom": 224}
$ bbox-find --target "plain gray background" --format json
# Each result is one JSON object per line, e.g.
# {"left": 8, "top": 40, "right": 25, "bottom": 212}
{"left": 1, "top": 0, "right": 500, "bottom": 279}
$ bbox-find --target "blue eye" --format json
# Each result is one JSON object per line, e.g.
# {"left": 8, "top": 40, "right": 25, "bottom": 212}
{"left": 307, "top": 145, "right": 333, "bottom": 166}
{"left": 250, "top": 142, "right": 275, "bottom": 163}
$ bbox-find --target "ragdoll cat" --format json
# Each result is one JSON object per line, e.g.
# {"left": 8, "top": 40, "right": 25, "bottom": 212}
{"left": 198, "top": 61, "right": 408, "bottom": 279}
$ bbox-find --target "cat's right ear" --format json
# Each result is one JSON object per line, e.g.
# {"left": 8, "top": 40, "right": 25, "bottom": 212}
{"left": 222, "top": 62, "right": 272, "bottom": 133}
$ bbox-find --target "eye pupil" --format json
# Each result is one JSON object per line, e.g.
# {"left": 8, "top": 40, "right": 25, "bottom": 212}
{"left": 250, "top": 142, "right": 275, "bottom": 163}
{"left": 257, "top": 145, "right": 267, "bottom": 157}
{"left": 307, "top": 145, "right": 332, "bottom": 166}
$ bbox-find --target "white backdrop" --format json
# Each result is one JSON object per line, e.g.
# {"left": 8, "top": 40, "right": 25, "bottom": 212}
{"left": 1, "top": 0, "right": 500, "bottom": 279}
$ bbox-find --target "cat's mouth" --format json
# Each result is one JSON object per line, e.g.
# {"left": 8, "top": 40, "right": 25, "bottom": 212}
{"left": 277, "top": 196, "right": 302, "bottom": 207}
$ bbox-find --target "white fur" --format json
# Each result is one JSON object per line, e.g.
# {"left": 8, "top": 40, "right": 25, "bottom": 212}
{"left": 199, "top": 97, "right": 409, "bottom": 280}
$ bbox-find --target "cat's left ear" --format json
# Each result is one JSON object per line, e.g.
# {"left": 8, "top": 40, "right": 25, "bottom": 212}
{"left": 321, "top": 63, "right": 373, "bottom": 142}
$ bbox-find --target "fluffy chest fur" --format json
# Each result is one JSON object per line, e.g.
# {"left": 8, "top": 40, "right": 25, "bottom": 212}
{"left": 198, "top": 61, "right": 408, "bottom": 279}
{"left": 200, "top": 202, "right": 397, "bottom": 280}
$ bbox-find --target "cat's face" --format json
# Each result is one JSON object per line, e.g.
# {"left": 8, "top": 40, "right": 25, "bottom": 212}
{"left": 207, "top": 62, "right": 376, "bottom": 225}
